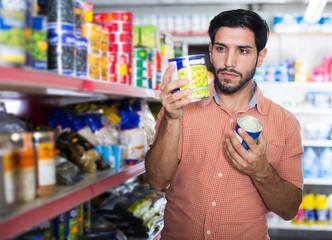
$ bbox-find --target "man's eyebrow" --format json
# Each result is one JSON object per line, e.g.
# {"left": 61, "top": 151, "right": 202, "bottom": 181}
{"left": 214, "top": 42, "right": 254, "bottom": 49}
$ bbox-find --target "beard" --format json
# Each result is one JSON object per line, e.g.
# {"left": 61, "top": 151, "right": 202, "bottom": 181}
{"left": 213, "top": 61, "right": 257, "bottom": 94}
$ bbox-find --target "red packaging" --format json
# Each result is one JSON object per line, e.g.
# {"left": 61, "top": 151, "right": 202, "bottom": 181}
{"left": 108, "top": 33, "right": 133, "bottom": 43}
{"left": 101, "top": 22, "right": 133, "bottom": 33}
{"left": 109, "top": 43, "right": 132, "bottom": 54}
{"left": 94, "top": 12, "right": 133, "bottom": 23}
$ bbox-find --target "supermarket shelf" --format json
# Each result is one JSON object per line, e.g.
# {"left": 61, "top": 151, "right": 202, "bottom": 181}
{"left": 302, "top": 140, "right": 332, "bottom": 147}
{"left": 0, "top": 66, "right": 160, "bottom": 100}
{"left": 0, "top": 161, "right": 146, "bottom": 240}
{"left": 268, "top": 223, "right": 332, "bottom": 231}
{"left": 304, "top": 178, "right": 332, "bottom": 185}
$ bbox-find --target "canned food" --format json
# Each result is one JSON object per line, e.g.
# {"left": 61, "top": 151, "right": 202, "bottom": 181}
{"left": 93, "top": 12, "right": 133, "bottom": 23}
{"left": 11, "top": 132, "right": 36, "bottom": 203}
{"left": 48, "top": 31, "right": 75, "bottom": 76}
{"left": 0, "top": 0, "right": 26, "bottom": 65}
{"left": 108, "top": 52, "right": 129, "bottom": 84}
{"left": 169, "top": 54, "right": 210, "bottom": 102}
{"left": 32, "top": 16, "right": 48, "bottom": 71}
{"left": 0, "top": 134, "right": 14, "bottom": 215}
{"left": 75, "top": 0, "right": 83, "bottom": 37}
{"left": 46, "top": 0, "right": 75, "bottom": 32}
{"left": 32, "top": 131, "right": 55, "bottom": 197}
{"left": 101, "top": 22, "right": 133, "bottom": 33}
{"left": 101, "top": 28, "right": 108, "bottom": 54}
{"left": 235, "top": 116, "right": 263, "bottom": 150}
{"left": 101, "top": 54, "right": 108, "bottom": 81}
{"left": 82, "top": 2, "right": 93, "bottom": 23}
{"left": 88, "top": 52, "right": 101, "bottom": 80}
{"left": 108, "top": 32, "right": 133, "bottom": 43}
{"left": 75, "top": 37, "right": 88, "bottom": 78}
{"left": 82, "top": 23, "right": 101, "bottom": 52}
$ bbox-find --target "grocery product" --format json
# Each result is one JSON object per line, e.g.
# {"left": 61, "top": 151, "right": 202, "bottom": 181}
{"left": 74, "top": 0, "right": 83, "bottom": 37}
{"left": 32, "top": 131, "right": 55, "bottom": 197}
{"left": 235, "top": 115, "right": 263, "bottom": 150}
{"left": 11, "top": 132, "right": 36, "bottom": 203}
{"left": 31, "top": 16, "right": 47, "bottom": 70}
{"left": 133, "top": 48, "right": 148, "bottom": 88}
{"left": 319, "top": 148, "right": 332, "bottom": 178}
{"left": 0, "top": 0, "right": 26, "bottom": 65}
{"left": 75, "top": 37, "right": 88, "bottom": 78}
{"left": 169, "top": 54, "right": 210, "bottom": 102}
{"left": 95, "top": 12, "right": 134, "bottom": 84}
{"left": 303, "top": 191, "right": 315, "bottom": 225}
{"left": 0, "top": 134, "right": 14, "bottom": 215}
{"left": 315, "top": 192, "right": 329, "bottom": 225}
{"left": 292, "top": 200, "right": 305, "bottom": 224}
{"left": 302, "top": 147, "right": 320, "bottom": 178}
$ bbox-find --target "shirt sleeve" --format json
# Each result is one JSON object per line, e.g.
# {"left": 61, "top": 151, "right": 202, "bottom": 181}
{"left": 275, "top": 115, "right": 304, "bottom": 190}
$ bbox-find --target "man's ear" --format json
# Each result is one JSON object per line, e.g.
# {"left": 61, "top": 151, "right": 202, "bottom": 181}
{"left": 257, "top": 48, "right": 267, "bottom": 67}
{"left": 209, "top": 43, "right": 213, "bottom": 64}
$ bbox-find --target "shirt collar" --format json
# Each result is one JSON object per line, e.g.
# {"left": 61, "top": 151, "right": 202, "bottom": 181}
{"left": 201, "top": 81, "right": 267, "bottom": 115}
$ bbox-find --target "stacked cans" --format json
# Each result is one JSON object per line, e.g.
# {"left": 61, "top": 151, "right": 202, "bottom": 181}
{"left": 133, "top": 48, "right": 149, "bottom": 88}
{"left": 82, "top": 23, "right": 102, "bottom": 80}
{"left": 46, "top": 0, "right": 75, "bottom": 76}
{"left": 94, "top": 12, "right": 134, "bottom": 85}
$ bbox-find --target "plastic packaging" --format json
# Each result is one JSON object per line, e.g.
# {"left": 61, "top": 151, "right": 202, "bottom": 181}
{"left": 302, "top": 147, "right": 320, "bottom": 178}
{"left": 303, "top": 191, "right": 315, "bottom": 225}
{"left": 319, "top": 148, "right": 332, "bottom": 178}
{"left": 315, "top": 192, "right": 329, "bottom": 224}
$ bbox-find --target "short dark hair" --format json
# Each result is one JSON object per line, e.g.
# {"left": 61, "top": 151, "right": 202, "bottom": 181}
{"left": 208, "top": 9, "right": 269, "bottom": 53}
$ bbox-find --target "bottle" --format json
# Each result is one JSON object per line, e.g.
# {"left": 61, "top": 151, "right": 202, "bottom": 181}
{"left": 292, "top": 199, "right": 305, "bottom": 224}
{"left": 315, "top": 192, "right": 329, "bottom": 225}
{"left": 302, "top": 147, "right": 319, "bottom": 178}
{"left": 319, "top": 148, "right": 332, "bottom": 178}
{"left": 303, "top": 191, "right": 315, "bottom": 225}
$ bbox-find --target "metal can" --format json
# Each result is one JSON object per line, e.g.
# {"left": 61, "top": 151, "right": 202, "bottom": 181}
{"left": 75, "top": 37, "right": 88, "bottom": 78}
{"left": 32, "top": 131, "right": 55, "bottom": 197}
{"left": 82, "top": 23, "right": 101, "bottom": 52}
{"left": 235, "top": 116, "right": 263, "bottom": 150}
{"left": 47, "top": 31, "right": 75, "bottom": 76}
{"left": 93, "top": 12, "right": 133, "bottom": 23}
{"left": 169, "top": 54, "right": 210, "bottom": 102}
{"left": 0, "top": 134, "right": 14, "bottom": 215}
{"left": 32, "top": 16, "right": 48, "bottom": 71}
{"left": 11, "top": 132, "right": 36, "bottom": 203}
{"left": 0, "top": 0, "right": 26, "bottom": 65}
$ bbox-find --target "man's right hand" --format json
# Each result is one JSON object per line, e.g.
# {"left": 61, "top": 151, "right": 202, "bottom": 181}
{"left": 160, "top": 65, "right": 193, "bottom": 120}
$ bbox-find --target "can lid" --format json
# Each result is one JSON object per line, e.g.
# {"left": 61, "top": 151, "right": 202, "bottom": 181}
{"left": 237, "top": 116, "right": 262, "bottom": 133}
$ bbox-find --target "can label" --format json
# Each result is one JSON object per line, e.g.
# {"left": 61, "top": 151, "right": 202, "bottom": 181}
{"left": 75, "top": 37, "right": 88, "bottom": 77}
{"left": 88, "top": 52, "right": 100, "bottom": 80}
{"left": 235, "top": 116, "right": 263, "bottom": 150}
{"left": 48, "top": 31, "right": 75, "bottom": 75}
{"left": 82, "top": 23, "right": 101, "bottom": 52}
{"left": 101, "top": 22, "right": 132, "bottom": 33}
{"left": 169, "top": 54, "right": 209, "bottom": 102}
{"left": 93, "top": 12, "right": 133, "bottom": 23}
{"left": 0, "top": 0, "right": 26, "bottom": 64}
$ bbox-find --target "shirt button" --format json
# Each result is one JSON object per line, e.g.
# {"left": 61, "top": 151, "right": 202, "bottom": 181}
{"left": 230, "top": 118, "right": 234, "bottom": 123}
{"left": 207, "top": 230, "right": 211, "bottom": 235}
{"left": 212, "top": 201, "right": 216, "bottom": 206}
{"left": 218, "top": 173, "right": 223, "bottom": 178}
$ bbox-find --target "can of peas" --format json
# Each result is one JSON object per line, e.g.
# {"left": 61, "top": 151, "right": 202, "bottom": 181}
{"left": 169, "top": 54, "right": 210, "bottom": 102}
{"left": 235, "top": 115, "right": 263, "bottom": 150}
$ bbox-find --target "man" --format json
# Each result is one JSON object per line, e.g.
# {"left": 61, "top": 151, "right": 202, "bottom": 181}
{"left": 145, "top": 9, "right": 303, "bottom": 239}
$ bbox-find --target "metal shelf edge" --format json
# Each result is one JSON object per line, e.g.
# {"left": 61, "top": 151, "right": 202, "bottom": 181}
{"left": 0, "top": 162, "right": 146, "bottom": 240}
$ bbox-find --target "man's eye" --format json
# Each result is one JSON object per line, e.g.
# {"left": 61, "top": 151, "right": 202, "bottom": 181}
{"left": 240, "top": 49, "right": 248, "bottom": 54}
{"left": 216, "top": 46, "right": 225, "bottom": 51}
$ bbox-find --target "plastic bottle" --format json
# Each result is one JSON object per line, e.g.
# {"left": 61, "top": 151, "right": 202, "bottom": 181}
{"left": 302, "top": 147, "right": 319, "bottom": 178}
{"left": 319, "top": 148, "right": 332, "bottom": 178}
{"left": 315, "top": 192, "right": 329, "bottom": 225}
{"left": 292, "top": 199, "right": 305, "bottom": 224}
{"left": 303, "top": 191, "right": 315, "bottom": 225}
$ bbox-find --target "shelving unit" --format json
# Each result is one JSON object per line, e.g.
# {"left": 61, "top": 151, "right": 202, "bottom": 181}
{"left": 0, "top": 162, "right": 146, "bottom": 239}
{"left": 0, "top": 66, "right": 162, "bottom": 239}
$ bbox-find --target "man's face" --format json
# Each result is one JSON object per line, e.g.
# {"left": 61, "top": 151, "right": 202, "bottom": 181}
{"left": 209, "top": 27, "right": 267, "bottom": 94}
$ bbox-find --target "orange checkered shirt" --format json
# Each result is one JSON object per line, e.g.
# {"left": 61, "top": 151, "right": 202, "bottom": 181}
{"left": 155, "top": 81, "right": 303, "bottom": 239}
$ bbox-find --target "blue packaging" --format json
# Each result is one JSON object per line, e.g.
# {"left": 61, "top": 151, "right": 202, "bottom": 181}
{"left": 235, "top": 115, "right": 262, "bottom": 150}
{"left": 302, "top": 147, "right": 320, "bottom": 178}
{"left": 75, "top": 37, "right": 88, "bottom": 78}
{"left": 47, "top": 31, "right": 75, "bottom": 75}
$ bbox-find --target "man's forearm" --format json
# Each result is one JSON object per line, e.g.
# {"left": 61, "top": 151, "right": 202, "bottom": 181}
{"left": 252, "top": 164, "right": 302, "bottom": 220}
{"left": 145, "top": 117, "right": 181, "bottom": 191}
